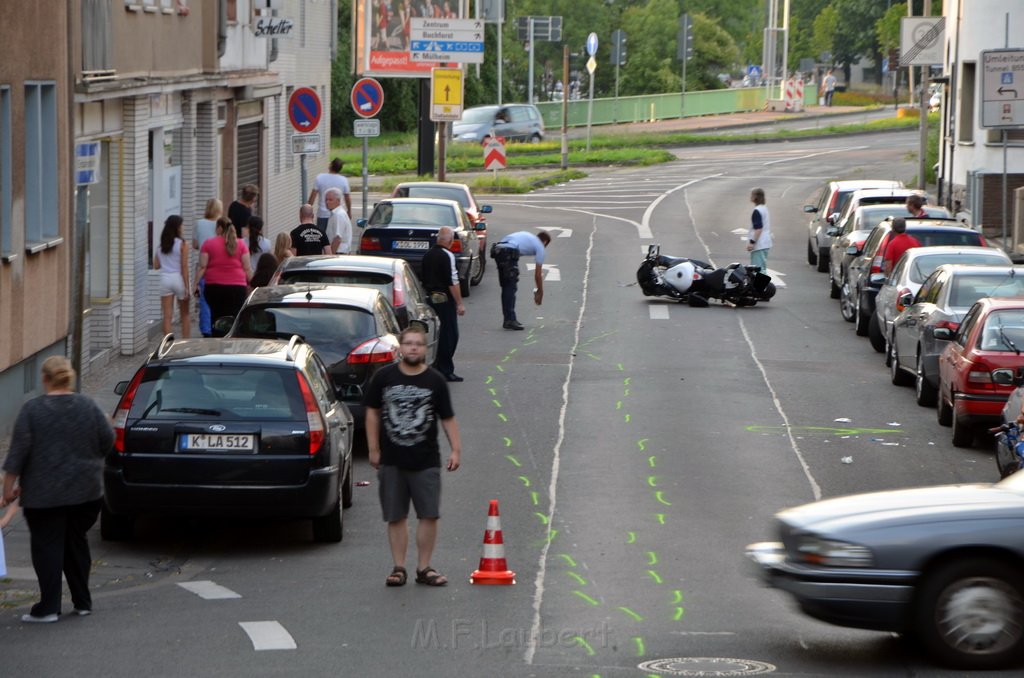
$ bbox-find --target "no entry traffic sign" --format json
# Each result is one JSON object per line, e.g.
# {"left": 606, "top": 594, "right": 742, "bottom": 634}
{"left": 351, "top": 78, "right": 384, "bottom": 118}
{"left": 288, "top": 88, "right": 322, "bottom": 132}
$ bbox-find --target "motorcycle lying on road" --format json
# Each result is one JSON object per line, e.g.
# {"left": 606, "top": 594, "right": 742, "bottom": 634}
{"left": 637, "top": 244, "right": 777, "bottom": 307}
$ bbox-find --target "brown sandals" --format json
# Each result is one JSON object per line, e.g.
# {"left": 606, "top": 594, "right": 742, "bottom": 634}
{"left": 386, "top": 566, "right": 407, "bottom": 587}
{"left": 415, "top": 567, "right": 448, "bottom": 586}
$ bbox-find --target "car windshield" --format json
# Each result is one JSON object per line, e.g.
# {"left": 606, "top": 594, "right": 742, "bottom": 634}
{"left": 460, "top": 107, "right": 496, "bottom": 124}
{"left": 279, "top": 270, "right": 394, "bottom": 296}
{"left": 369, "top": 202, "right": 456, "bottom": 227}
{"left": 950, "top": 274, "right": 1024, "bottom": 307}
{"left": 978, "top": 310, "right": 1024, "bottom": 352}
{"left": 909, "top": 255, "right": 1008, "bottom": 284}
{"left": 233, "top": 305, "right": 377, "bottom": 345}
{"left": 860, "top": 206, "right": 949, "bottom": 231}
{"left": 130, "top": 366, "right": 303, "bottom": 420}
{"left": 912, "top": 230, "right": 984, "bottom": 248}
{"left": 396, "top": 186, "right": 470, "bottom": 208}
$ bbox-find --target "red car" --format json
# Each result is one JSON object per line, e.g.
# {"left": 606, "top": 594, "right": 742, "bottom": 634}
{"left": 937, "top": 298, "right": 1024, "bottom": 448}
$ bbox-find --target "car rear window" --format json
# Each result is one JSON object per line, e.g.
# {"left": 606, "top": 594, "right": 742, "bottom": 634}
{"left": 233, "top": 304, "right": 377, "bottom": 344}
{"left": 130, "top": 367, "right": 303, "bottom": 420}
{"left": 951, "top": 274, "right": 1024, "bottom": 307}
{"left": 279, "top": 270, "right": 394, "bottom": 294}
{"left": 909, "top": 254, "right": 1009, "bottom": 284}
{"left": 979, "top": 310, "right": 1024, "bottom": 351}
{"left": 911, "top": 229, "right": 984, "bottom": 248}
{"left": 370, "top": 203, "right": 455, "bottom": 227}
{"left": 397, "top": 186, "right": 470, "bottom": 208}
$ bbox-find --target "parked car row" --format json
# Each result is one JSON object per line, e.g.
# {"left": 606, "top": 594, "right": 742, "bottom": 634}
{"left": 751, "top": 179, "right": 1024, "bottom": 671}
{"left": 103, "top": 182, "right": 492, "bottom": 545}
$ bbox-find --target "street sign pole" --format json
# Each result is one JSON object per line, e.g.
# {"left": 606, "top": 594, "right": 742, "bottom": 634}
{"left": 528, "top": 18, "right": 535, "bottom": 105}
{"left": 497, "top": 4, "right": 503, "bottom": 105}
{"left": 918, "top": 0, "right": 932, "bottom": 192}
{"left": 362, "top": 137, "right": 369, "bottom": 220}
{"left": 561, "top": 45, "right": 569, "bottom": 170}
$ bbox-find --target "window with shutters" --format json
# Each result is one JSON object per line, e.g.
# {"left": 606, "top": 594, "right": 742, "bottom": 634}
{"left": 24, "top": 82, "right": 59, "bottom": 248}
{"left": 1, "top": 86, "right": 10, "bottom": 259}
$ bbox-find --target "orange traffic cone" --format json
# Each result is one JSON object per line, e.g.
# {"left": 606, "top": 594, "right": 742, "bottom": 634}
{"left": 470, "top": 499, "right": 516, "bottom": 585}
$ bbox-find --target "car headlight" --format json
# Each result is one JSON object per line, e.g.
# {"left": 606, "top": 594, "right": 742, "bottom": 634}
{"left": 795, "top": 536, "right": 874, "bottom": 567}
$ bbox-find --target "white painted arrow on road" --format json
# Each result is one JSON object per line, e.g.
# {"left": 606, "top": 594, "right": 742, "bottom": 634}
{"left": 544, "top": 227, "right": 573, "bottom": 238}
{"left": 526, "top": 263, "right": 560, "bottom": 281}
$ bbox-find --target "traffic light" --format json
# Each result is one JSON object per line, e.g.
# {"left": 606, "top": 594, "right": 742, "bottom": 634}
{"left": 677, "top": 14, "right": 693, "bottom": 62}
{"left": 611, "top": 29, "right": 627, "bottom": 66}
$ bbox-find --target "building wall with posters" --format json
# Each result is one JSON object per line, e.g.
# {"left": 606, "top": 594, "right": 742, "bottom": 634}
{"left": 938, "top": 0, "right": 1024, "bottom": 241}
{"left": 0, "top": 1, "right": 74, "bottom": 439}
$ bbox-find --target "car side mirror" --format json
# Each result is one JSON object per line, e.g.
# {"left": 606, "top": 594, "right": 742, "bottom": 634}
{"left": 408, "top": 319, "right": 430, "bottom": 334}
{"left": 356, "top": 218, "right": 368, "bottom": 228}
{"left": 213, "top": 316, "right": 235, "bottom": 336}
{"left": 826, "top": 226, "right": 840, "bottom": 237}
{"left": 114, "top": 380, "right": 129, "bottom": 396}
{"left": 846, "top": 245, "right": 860, "bottom": 256}
{"left": 474, "top": 223, "right": 487, "bottom": 231}
{"left": 933, "top": 327, "right": 955, "bottom": 341}
{"left": 898, "top": 292, "right": 914, "bottom": 307}
{"left": 803, "top": 204, "right": 817, "bottom": 214}
{"left": 480, "top": 205, "right": 493, "bottom": 214}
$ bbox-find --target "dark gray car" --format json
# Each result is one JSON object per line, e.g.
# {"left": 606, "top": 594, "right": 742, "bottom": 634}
{"left": 891, "top": 264, "right": 1024, "bottom": 405}
{"left": 746, "top": 478, "right": 1024, "bottom": 669}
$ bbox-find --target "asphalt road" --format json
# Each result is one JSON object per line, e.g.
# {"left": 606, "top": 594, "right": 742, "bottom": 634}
{"left": 3, "top": 130, "right": 1013, "bottom": 678}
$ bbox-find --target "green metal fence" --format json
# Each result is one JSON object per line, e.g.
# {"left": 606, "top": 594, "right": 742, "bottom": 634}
{"left": 534, "top": 85, "right": 819, "bottom": 128}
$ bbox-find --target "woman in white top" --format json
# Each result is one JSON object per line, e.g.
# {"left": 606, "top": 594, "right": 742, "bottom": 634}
{"left": 154, "top": 214, "right": 191, "bottom": 337}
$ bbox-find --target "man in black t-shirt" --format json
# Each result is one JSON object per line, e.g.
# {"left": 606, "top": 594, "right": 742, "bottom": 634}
{"left": 289, "top": 204, "right": 331, "bottom": 256}
{"left": 364, "top": 325, "right": 461, "bottom": 588}
{"left": 227, "top": 184, "right": 258, "bottom": 238}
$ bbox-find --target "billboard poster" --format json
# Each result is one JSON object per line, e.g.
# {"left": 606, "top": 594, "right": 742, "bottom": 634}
{"left": 355, "top": 0, "right": 466, "bottom": 78}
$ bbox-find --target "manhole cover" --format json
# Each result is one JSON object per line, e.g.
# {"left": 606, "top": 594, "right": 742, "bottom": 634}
{"left": 636, "top": 657, "right": 776, "bottom": 676}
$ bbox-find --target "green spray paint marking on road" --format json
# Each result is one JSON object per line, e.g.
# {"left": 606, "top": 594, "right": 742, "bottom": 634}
{"left": 547, "top": 529, "right": 558, "bottom": 542}
{"left": 646, "top": 551, "right": 658, "bottom": 566}
{"left": 505, "top": 455, "right": 521, "bottom": 467}
{"left": 573, "top": 590, "right": 600, "bottom": 606}
{"left": 489, "top": 388, "right": 497, "bottom": 396}
{"left": 498, "top": 413, "right": 508, "bottom": 422}
{"left": 485, "top": 375, "right": 493, "bottom": 384}
{"left": 501, "top": 355, "right": 511, "bottom": 363}
{"left": 567, "top": 571, "right": 588, "bottom": 586}
{"left": 618, "top": 364, "right": 625, "bottom": 372}
{"left": 626, "top": 531, "right": 637, "bottom": 544}
{"left": 648, "top": 455, "right": 656, "bottom": 468}
{"left": 746, "top": 425, "right": 903, "bottom": 436}
{"left": 509, "top": 347, "right": 518, "bottom": 355}
{"left": 673, "top": 606, "right": 685, "bottom": 621}
{"left": 535, "top": 512, "right": 548, "bottom": 525}
{"left": 559, "top": 554, "right": 577, "bottom": 567}
{"left": 624, "top": 388, "right": 631, "bottom": 396}
{"left": 654, "top": 491, "right": 671, "bottom": 506}
{"left": 504, "top": 437, "right": 513, "bottom": 447}
{"left": 496, "top": 365, "right": 505, "bottom": 373}
{"left": 637, "top": 439, "right": 648, "bottom": 451}
{"left": 618, "top": 607, "right": 644, "bottom": 622}
{"left": 518, "top": 475, "right": 530, "bottom": 487}
{"left": 524, "top": 339, "right": 537, "bottom": 346}
{"left": 647, "top": 570, "right": 663, "bottom": 584}
{"left": 646, "top": 476, "right": 658, "bottom": 488}
{"left": 632, "top": 637, "right": 646, "bottom": 657}
{"left": 655, "top": 514, "right": 666, "bottom": 525}
{"left": 624, "top": 414, "right": 631, "bottom": 423}
{"left": 492, "top": 399, "right": 502, "bottom": 409}
{"left": 585, "top": 352, "right": 601, "bottom": 361}
{"left": 531, "top": 491, "right": 539, "bottom": 506}
{"left": 572, "top": 636, "right": 596, "bottom": 656}
{"left": 616, "top": 401, "right": 622, "bottom": 410}
{"left": 670, "top": 589, "right": 684, "bottom": 604}
{"left": 579, "top": 330, "right": 615, "bottom": 348}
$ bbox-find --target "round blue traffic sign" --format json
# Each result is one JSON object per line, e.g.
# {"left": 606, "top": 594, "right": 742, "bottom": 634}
{"left": 586, "top": 32, "right": 598, "bottom": 57}
{"left": 351, "top": 77, "right": 385, "bottom": 119}
{"left": 288, "top": 88, "right": 322, "bottom": 132}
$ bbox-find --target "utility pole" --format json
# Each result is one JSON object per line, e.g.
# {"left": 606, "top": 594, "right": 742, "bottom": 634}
{"left": 918, "top": 0, "right": 931, "bottom": 190}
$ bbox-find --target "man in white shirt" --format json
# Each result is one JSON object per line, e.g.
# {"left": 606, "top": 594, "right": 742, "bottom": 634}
{"left": 308, "top": 158, "right": 352, "bottom": 229}
{"left": 324, "top": 188, "right": 353, "bottom": 254}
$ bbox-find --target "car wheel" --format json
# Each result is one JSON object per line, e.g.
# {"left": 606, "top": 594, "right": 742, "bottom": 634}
{"left": 890, "top": 341, "right": 913, "bottom": 386}
{"left": 913, "top": 558, "right": 1024, "bottom": 670}
{"left": 470, "top": 252, "right": 485, "bottom": 286}
{"left": 816, "top": 247, "right": 829, "bottom": 272}
{"left": 341, "top": 461, "right": 354, "bottom": 509}
{"left": 100, "top": 505, "right": 135, "bottom": 542}
{"left": 869, "top": 313, "right": 886, "bottom": 353}
{"left": 312, "top": 498, "right": 343, "bottom": 543}
{"left": 530, "top": 133, "right": 542, "bottom": 144}
{"left": 829, "top": 268, "right": 841, "bottom": 299}
{"left": 952, "top": 408, "right": 975, "bottom": 448}
{"left": 855, "top": 294, "right": 870, "bottom": 336}
{"left": 839, "top": 281, "right": 856, "bottom": 323}
{"left": 915, "top": 352, "right": 938, "bottom": 407}
{"left": 807, "top": 240, "right": 817, "bottom": 266}
{"left": 937, "top": 386, "right": 953, "bottom": 426}
{"left": 459, "top": 274, "right": 470, "bottom": 298}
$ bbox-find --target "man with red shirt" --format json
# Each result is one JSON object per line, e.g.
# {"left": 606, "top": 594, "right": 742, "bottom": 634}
{"left": 883, "top": 217, "right": 920, "bottom": 276}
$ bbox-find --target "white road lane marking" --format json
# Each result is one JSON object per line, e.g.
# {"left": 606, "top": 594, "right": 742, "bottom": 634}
{"left": 649, "top": 305, "right": 670, "bottom": 320}
{"left": 762, "top": 145, "right": 869, "bottom": 166}
{"left": 642, "top": 174, "right": 724, "bottom": 240}
{"left": 738, "top": 316, "right": 822, "bottom": 501}
{"left": 177, "top": 581, "right": 242, "bottom": 600}
{"left": 239, "top": 621, "right": 297, "bottom": 651}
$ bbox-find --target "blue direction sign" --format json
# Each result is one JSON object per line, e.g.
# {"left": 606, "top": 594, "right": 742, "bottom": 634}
{"left": 410, "top": 17, "right": 484, "bottom": 64}
{"left": 351, "top": 77, "right": 384, "bottom": 118}
{"left": 586, "top": 32, "right": 598, "bottom": 57}
{"left": 410, "top": 40, "right": 484, "bottom": 53}
{"left": 288, "top": 88, "right": 322, "bottom": 132}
